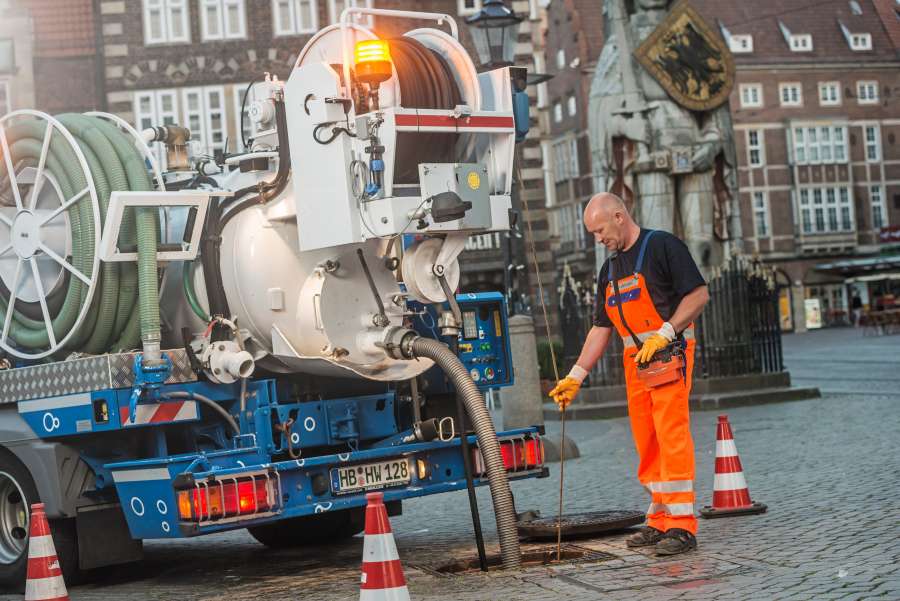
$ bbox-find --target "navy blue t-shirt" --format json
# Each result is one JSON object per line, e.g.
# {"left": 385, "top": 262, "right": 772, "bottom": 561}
{"left": 593, "top": 229, "right": 706, "bottom": 328}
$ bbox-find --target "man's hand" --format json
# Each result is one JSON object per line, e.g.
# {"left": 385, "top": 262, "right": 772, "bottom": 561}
{"left": 549, "top": 377, "right": 582, "bottom": 411}
{"left": 633, "top": 322, "right": 676, "bottom": 365}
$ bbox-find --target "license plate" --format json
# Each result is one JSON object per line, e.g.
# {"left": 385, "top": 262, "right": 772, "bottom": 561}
{"left": 331, "top": 459, "right": 411, "bottom": 494}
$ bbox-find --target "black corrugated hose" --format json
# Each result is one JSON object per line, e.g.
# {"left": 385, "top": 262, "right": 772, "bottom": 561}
{"left": 409, "top": 337, "right": 522, "bottom": 569}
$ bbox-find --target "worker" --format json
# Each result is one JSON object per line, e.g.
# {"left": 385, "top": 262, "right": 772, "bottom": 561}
{"left": 549, "top": 192, "right": 709, "bottom": 556}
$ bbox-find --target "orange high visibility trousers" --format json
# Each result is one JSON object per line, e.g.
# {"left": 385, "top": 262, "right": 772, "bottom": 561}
{"left": 623, "top": 341, "right": 697, "bottom": 534}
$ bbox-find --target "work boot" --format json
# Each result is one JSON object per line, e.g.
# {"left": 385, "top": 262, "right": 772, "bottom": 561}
{"left": 625, "top": 526, "right": 664, "bottom": 548}
{"left": 655, "top": 528, "right": 697, "bottom": 556}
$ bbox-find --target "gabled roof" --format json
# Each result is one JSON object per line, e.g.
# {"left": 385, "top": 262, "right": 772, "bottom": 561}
{"left": 689, "top": 0, "right": 897, "bottom": 63}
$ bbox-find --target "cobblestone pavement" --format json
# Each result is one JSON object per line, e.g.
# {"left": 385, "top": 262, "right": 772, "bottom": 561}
{"left": 3, "top": 328, "right": 899, "bottom": 600}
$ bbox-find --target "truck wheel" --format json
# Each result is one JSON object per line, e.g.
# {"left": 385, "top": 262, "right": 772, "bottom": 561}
{"left": 0, "top": 451, "right": 79, "bottom": 592}
{"left": 247, "top": 508, "right": 365, "bottom": 548}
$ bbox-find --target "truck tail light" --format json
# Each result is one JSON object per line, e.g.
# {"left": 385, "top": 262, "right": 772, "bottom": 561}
{"left": 472, "top": 436, "right": 544, "bottom": 476}
{"left": 177, "top": 474, "right": 277, "bottom": 523}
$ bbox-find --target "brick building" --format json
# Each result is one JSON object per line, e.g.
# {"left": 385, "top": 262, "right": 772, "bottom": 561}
{"left": 1, "top": 0, "right": 100, "bottom": 115}
{"left": 541, "top": 0, "right": 900, "bottom": 332}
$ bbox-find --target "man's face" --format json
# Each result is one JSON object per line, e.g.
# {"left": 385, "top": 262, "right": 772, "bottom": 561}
{"left": 586, "top": 209, "right": 625, "bottom": 251}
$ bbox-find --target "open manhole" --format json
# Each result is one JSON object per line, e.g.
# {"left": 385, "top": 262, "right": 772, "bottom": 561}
{"left": 434, "top": 545, "right": 615, "bottom": 574}
{"left": 517, "top": 510, "right": 645, "bottom": 541}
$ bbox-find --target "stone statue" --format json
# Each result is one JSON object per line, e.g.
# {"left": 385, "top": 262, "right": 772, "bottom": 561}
{"left": 588, "top": 0, "right": 742, "bottom": 274}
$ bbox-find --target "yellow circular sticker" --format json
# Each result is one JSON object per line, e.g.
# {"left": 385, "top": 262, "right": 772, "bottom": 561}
{"left": 467, "top": 171, "right": 481, "bottom": 190}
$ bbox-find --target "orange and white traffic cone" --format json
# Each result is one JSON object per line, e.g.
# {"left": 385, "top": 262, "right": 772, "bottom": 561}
{"left": 700, "top": 415, "right": 767, "bottom": 518}
{"left": 25, "top": 503, "right": 69, "bottom": 601}
{"left": 360, "top": 492, "right": 410, "bottom": 601}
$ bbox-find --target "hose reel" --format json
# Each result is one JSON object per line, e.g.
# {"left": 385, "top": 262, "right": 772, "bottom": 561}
{"left": 0, "top": 110, "right": 158, "bottom": 360}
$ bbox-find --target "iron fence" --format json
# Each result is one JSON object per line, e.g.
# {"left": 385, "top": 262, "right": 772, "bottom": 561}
{"left": 558, "top": 256, "right": 784, "bottom": 386}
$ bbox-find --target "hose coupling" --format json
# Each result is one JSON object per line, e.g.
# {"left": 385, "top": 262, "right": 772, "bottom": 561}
{"left": 382, "top": 327, "right": 419, "bottom": 360}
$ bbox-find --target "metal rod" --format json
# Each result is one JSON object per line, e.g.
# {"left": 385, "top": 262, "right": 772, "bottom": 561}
{"left": 455, "top": 396, "right": 488, "bottom": 571}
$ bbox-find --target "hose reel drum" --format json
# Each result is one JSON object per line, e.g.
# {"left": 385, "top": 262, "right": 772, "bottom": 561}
{"left": 0, "top": 110, "right": 102, "bottom": 359}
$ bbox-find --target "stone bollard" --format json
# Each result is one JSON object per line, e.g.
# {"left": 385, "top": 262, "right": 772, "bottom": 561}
{"left": 500, "top": 315, "right": 579, "bottom": 461}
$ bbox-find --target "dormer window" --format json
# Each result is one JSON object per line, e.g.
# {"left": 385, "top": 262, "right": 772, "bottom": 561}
{"left": 789, "top": 34, "right": 813, "bottom": 52}
{"left": 850, "top": 33, "right": 872, "bottom": 50}
{"left": 729, "top": 34, "right": 753, "bottom": 53}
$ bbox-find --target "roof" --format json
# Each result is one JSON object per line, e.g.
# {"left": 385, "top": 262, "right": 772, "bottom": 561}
{"left": 16, "top": 0, "right": 96, "bottom": 58}
{"left": 872, "top": 0, "right": 900, "bottom": 51}
{"left": 683, "top": 0, "right": 898, "bottom": 64}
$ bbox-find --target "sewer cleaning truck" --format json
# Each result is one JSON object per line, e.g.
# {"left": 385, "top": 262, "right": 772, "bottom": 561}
{"left": 0, "top": 8, "right": 545, "bottom": 588}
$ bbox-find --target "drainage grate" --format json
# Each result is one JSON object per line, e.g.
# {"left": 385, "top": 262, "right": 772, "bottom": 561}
{"left": 432, "top": 544, "right": 617, "bottom": 575}
{"left": 517, "top": 510, "right": 645, "bottom": 541}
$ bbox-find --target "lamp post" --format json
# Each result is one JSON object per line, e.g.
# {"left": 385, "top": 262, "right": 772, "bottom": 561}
{"left": 465, "top": 0, "right": 523, "bottom": 70}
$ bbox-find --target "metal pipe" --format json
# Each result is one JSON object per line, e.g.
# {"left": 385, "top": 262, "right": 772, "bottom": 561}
{"left": 163, "top": 391, "right": 240, "bottom": 436}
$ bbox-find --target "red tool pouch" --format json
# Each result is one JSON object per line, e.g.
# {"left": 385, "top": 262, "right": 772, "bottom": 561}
{"left": 635, "top": 344, "right": 685, "bottom": 388}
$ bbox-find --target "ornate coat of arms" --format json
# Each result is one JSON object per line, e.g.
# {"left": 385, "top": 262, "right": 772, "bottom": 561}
{"left": 634, "top": 1, "right": 735, "bottom": 112}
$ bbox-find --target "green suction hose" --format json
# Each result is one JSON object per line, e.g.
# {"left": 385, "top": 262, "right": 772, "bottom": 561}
{"left": 0, "top": 113, "right": 161, "bottom": 358}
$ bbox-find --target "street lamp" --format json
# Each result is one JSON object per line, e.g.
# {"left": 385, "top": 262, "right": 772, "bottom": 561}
{"left": 465, "top": 0, "right": 523, "bottom": 69}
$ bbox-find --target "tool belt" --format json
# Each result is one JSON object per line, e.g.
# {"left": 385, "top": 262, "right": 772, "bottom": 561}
{"left": 610, "top": 255, "right": 685, "bottom": 389}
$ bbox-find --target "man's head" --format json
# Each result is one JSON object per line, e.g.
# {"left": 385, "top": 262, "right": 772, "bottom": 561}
{"left": 583, "top": 193, "right": 640, "bottom": 252}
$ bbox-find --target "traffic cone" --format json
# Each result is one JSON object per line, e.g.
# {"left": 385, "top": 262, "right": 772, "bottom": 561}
{"left": 25, "top": 503, "right": 69, "bottom": 601}
{"left": 360, "top": 492, "right": 410, "bottom": 601}
{"left": 700, "top": 415, "right": 767, "bottom": 518}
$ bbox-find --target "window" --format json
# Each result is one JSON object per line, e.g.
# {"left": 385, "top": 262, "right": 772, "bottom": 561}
{"left": 871, "top": 185, "right": 887, "bottom": 229}
{"left": 797, "top": 185, "right": 853, "bottom": 234}
{"left": 556, "top": 48, "right": 565, "bottom": 70}
{"left": 789, "top": 34, "right": 812, "bottom": 51}
{"left": 182, "top": 86, "right": 226, "bottom": 155}
{"left": 818, "top": 82, "right": 840, "bottom": 106}
{"left": 0, "top": 39, "right": 13, "bottom": 74}
{"left": 753, "top": 192, "right": 770, "bottom": 238}
{"left": 747, "top": 129, "right": 764, "bottom": 167}
{"left": 864, "top": 125, "right": 880, "bottom": 162}
{"left": 532, "top": 51, "right": 548, "bottom": 108}
{"left": 552, "top": 137, "right": 579, "bottom": 183}
{"left": 328, "top": 0, "right": 372, "bottom": 26}
{"left": 729, "top": 34, "right": 753, "bottom": 53}
{"left": 567, "top": 94, "right": 576, "bottom": 117}
{"left": 0, "top": 80, "right": 8, "bottom": 115}
{"left": 553, "top": 101, "right": 563, "bottom": 123}
{"left": 143, "top": 0, "right": 190, "bottom": 44}
{"left": 779, "top": 83, "right": 802, "bottom": 107}
{"left": 857, "top": 81, "right": 878, "bottom": 104}
{"left": 792, "top": 125, "right": 847, "bottom": 164}
{"left": 850, "top": 33, "right": 872, "bottom": 50}
{"left": 201, "top": 0, "right": 246, "bottom": 40}
{"left": 739, "top": 84, "right": 762, "bottom": 108}
{"left": 273, "top": 0, "right": 318, "bottom": 35}
{"left": 457, "top": 0, "right": 482, "bottom": 16}
{"left": 134, "top": 89, "right": 179, "bottom": 168}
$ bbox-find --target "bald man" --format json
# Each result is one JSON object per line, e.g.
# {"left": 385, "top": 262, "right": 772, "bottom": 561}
{"left": 550, "top": 193, "right": 709, "bottom": 556}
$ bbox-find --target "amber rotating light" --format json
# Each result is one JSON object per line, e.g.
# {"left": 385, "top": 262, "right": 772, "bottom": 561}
{"left": 354, "top": 39, "right": 393, "bottom": 110}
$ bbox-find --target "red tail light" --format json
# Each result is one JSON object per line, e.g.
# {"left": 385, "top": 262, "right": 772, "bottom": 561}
{"left": 473, "top": 436, "right": 544, "bottom": 475}
{"left": 178, "top": 476, "right": 272, "bottom": 522}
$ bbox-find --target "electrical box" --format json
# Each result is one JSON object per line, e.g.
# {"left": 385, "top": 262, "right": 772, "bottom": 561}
{"left": 411, "top": 292, "right": 513, "bottom": 391}
{"left": 418, "top": 163, "right": 492, "bottom": 231}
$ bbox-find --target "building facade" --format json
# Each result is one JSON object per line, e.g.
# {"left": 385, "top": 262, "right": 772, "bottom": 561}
{"left": 542, "top": 0, "right": 900, "bottom": 331}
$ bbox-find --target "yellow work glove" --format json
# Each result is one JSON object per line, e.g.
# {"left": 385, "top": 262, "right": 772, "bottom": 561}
{"left": 548, "top": 365, "right": 588, "bottom": 411}
{"left": 634, "top": 323, "right": 676, "bottom": 365}
{"left": 549, "top": 377, "right": 581, "bottom": 411}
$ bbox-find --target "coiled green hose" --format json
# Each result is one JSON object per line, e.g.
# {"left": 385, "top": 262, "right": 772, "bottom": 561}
{"left": 0, "top": 114, "right": 160, "bottom": 357}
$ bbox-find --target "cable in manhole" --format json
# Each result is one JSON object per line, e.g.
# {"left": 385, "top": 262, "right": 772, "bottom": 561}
{"left": 432, "top": 545, "right": 617, "bottom": 575}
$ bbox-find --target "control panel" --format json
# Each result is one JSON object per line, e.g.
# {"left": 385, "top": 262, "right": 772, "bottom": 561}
{"left": 411, "top": 291, "right": 513, "bottom": 390}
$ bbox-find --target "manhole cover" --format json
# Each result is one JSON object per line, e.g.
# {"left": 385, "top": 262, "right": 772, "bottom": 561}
{"left": 517, "top": 510, "right": 644, "bottom": 541}
{"left": 433, "top": 545, "right": 615, "bottom": 574}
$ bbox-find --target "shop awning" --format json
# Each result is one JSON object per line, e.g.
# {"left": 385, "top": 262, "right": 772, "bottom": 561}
{"left": 815, "top": 254, "right": 900, "bottom": 276}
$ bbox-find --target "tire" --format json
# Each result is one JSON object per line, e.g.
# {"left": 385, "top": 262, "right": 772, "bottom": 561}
{"left": 0, "top": 449, "right": 79, "bottom": 593}
{"left": 247, "top": 508, "right": 365, "bottom": 548}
